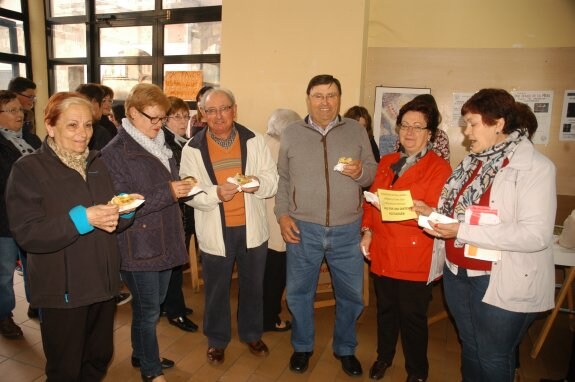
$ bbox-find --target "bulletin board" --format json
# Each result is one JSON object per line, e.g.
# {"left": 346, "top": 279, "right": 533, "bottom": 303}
{"left": 363, "top": 47, "right": 575, "bottom": 197}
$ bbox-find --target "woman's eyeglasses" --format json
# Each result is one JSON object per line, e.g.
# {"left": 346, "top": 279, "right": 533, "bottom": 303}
{"left": 138, "top": 109, "right": 168, "bottom": 125}
{"left": 398, "top": 123, "right": 427, "bottom": 133}
{"left": 168, "top": 115, "right": 191, "bottom": 122}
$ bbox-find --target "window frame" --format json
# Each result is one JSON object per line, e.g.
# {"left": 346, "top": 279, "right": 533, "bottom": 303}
{"left": 0, "top": 2, "right": 32, "bottom": 80}
{"left": 44, "top": 0, "right": 221, "bottom": 105}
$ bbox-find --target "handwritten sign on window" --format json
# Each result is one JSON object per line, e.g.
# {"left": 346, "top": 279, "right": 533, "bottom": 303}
{"left": 164, "top": 71, "right": 203, "bottom": 101}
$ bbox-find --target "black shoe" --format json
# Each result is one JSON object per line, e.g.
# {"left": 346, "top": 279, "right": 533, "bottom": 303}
{"left": 27, "top": 307, "right": 39, "bottom": 319}
{"left": 334, "top": 353, "right": 363, "bottom": 377}
{"left": 369, "top": 360, "right": 391, "bottom": 380}
{"left": 264, "top": 320, "right": 292, "bottom": 332}
{"left": 289, "top": 351, "right": 312, "bottom": 373}
{"left": 0, "top": 317, "right": 23, "bottom": 339}
{"left": 168, "top": 316, "right": 198, "bottom": 332}
{"left": 406, "top": 375, "right": 427, "bottom": 382}
{"left": 185, "top": 306, "right": 194, "bottom": 315}
{"left": 131, "top": 356, "right": 174, "bottom": 369}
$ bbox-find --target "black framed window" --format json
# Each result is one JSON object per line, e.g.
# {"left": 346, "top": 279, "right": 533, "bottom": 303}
{"left": 45, "top": 0, "right": 221, "bottom": 104}
{"left": 0, "top": 1, "right": 31, "bottom": 89}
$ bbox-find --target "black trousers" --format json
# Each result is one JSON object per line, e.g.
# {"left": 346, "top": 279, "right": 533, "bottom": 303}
{"left": 373, "top": 274, "right": 432, "bottom": 379}
{"left": 262, "top": 249, "right": 287, "bottom": 330}
{"left": 162, "top": 265, "right": 186, "bottom": 318}
{"left": 40, "top": 299, "right": 116, "bottom": 382}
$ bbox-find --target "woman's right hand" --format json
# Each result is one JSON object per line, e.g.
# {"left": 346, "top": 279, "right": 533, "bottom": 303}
{"left": 87, "top": 204, "right": 120, "bottom": 232}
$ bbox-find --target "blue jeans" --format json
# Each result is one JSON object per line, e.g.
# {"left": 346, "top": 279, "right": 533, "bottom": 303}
{"left": 201, "top": 225, "right": 267, "bottom": 348}
{"left": 0, "top": 237, "right": 20, "bottom": 320}
{"left": 286, "top": 219, "right": 364, "bottom": 356}
{"left": 443, "top": 265, "right": 537, "bottom": 382}
{"left": 122, "top": 269, "right": 172, "bottom": 377}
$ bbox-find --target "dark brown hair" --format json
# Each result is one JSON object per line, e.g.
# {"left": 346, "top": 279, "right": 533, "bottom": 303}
{"left": 461, "top": 88, "right": 518, "bottom": 135}
{"left": 396, "top": 94, "right": 442, "bottom": 142}
{"left": 344, "top": 106, "right": 373, "bottom": 136}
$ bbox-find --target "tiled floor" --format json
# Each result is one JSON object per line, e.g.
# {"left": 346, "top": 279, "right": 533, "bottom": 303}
{"left": 0, "top": 269, "right": 572, "bottom": 382}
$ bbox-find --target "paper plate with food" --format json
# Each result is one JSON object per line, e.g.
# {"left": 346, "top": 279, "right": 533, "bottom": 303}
{"left": 227, "top": 173, "right": 259, "bottom": 191}
{"left": 109, "top": 194, "right": 145, "bottom": 213}
{"left": 183, "top": 176, "right": 204, "bottom": 196}
{"left": 334, "top": 157, "right": 353, "bottom": 172}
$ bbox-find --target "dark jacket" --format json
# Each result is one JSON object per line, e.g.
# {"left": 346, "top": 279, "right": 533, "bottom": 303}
{"left": 101, "top": 126, "right": 188, "bottom": 271}
{"left": 6, "top": 141, "right": 123, "bottom": 309}
{"left": 0, "top": 129, "right": 41, "bottom": 237}
{"left": 162, "top": 126, "right": 195, "bottom": 239}
{"left": 89, "top": 121, "right": 114, "bottom": 151}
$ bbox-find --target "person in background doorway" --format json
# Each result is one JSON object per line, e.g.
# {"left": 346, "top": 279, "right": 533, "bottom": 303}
{"left": 8, "top": 77, "right": 37, "bottom": 135}
{"left": 6, "top": 92, "right": 137, "bottom": 380}
{"left": 99, "top": 85, "right": 118, "bottom": 138}
{"left": 0, "top": 90, "right": 41, "bottom": 339}
{"left": 76, "top": 83, "right": 113, "bottom": 151}
{"left": 180, "top": 87, "right": 278, "bottom": 366}
{"left": 160, "top": 95, "right": 198, "bottom": 333}
{"left": 360, "top": 95, "right": 451, "bottom": 381}
{"left": 263, "top": 108, "right": 301, "bottom": 332}
{"left": 189, "top": 85, "right": 213, "bottom": 137}
{"left": 344, "top": 105, "right": 380, "bottom": 163}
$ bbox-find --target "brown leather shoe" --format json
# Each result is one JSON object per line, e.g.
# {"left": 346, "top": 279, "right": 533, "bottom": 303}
{"left": 246, "top": 339, "right": 269, "bottom": 357}
{"left": 206, "top": 346, "right": 225, "bottom": 365}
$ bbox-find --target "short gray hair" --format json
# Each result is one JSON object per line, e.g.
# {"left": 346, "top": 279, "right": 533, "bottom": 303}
{"left": 267, "top": 109, "right": 301, "bottom": 137}
{"left": 200, "top": 87, "right": 236, "bottom": 109}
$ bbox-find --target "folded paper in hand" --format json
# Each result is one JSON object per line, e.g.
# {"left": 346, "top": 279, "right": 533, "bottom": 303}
{"left": 418, "top": 212, "right": 458, "bottom": 230}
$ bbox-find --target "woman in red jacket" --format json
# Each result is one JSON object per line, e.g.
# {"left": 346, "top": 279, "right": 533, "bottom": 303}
{"left": 360, "top": 96, "right": 451, "bottom": 382}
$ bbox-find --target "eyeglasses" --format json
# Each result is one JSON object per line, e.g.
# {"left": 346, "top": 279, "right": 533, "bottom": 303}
{"left": 138, "top": 109, "right": 168, "bottom": 125}
{"left": 169, "top": 115, "right": 191, "bottom": 122}
{"left": 204, "top": 105, "right": 233, "bottom": 117}
{"left": 310, "top": 93, "right": 339, "bottom": 102}
{"left": 0, "top": 108, "right": 25, "bottom": 114}
{"left": 398, "top": 122, "right": 428, "bottom": 133}
{"left": 17, "top": 93, "right": 36, "bottom": 101}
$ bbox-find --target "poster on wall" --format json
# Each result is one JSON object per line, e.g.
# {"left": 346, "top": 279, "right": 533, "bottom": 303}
{"left": 451, "top": 92, "right": 474, "bottom": 129}
{"left": 511, "top": 90, "right": 553, "bottom": 145}
{"left": 559, "top": 90, "right": 575, "bottom": 141}
{"left": 373, "top": 86, "right": 430, "bottom": 156}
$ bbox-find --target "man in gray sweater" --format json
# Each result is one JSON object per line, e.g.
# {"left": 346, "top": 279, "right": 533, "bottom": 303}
{"left": 275, "top": 74, "right": 377, "bottom": 377}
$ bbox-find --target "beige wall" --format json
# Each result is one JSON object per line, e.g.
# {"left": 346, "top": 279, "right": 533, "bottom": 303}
{"left": 221, "top": 0, "right": 369, "bottom": 132}
{"left": 369, "top": 0, "right": 575, "bottom": 48}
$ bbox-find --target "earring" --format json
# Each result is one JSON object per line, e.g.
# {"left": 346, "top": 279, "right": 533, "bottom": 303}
{"left": 496, "top": 131, "right": 500, "bottom": 135}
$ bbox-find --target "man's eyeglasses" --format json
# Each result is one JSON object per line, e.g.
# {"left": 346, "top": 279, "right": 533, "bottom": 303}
{"left": 204, "top": 105, "right": 233, "bottom": 117}
{"left": 169, "top": 115, "right": 191, "bottom": 122}
{"left": 17, "top": 93, "right": 36, "bottom": 102}
{"left": 0, "top": 108, "right": 25, "bottom": 114}
{"left": 398, "top": 123, "right": 428, "bottom": 133}
{"left": 310, "top": 93, "right": 339, "bottom": 102}
{"left": 138, "top": 109, "right": 168, "bottom": 125}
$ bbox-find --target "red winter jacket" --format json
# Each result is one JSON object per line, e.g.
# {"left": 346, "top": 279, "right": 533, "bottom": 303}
{"left": 362, "top": 151, "right": 451, "bottom": 281}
